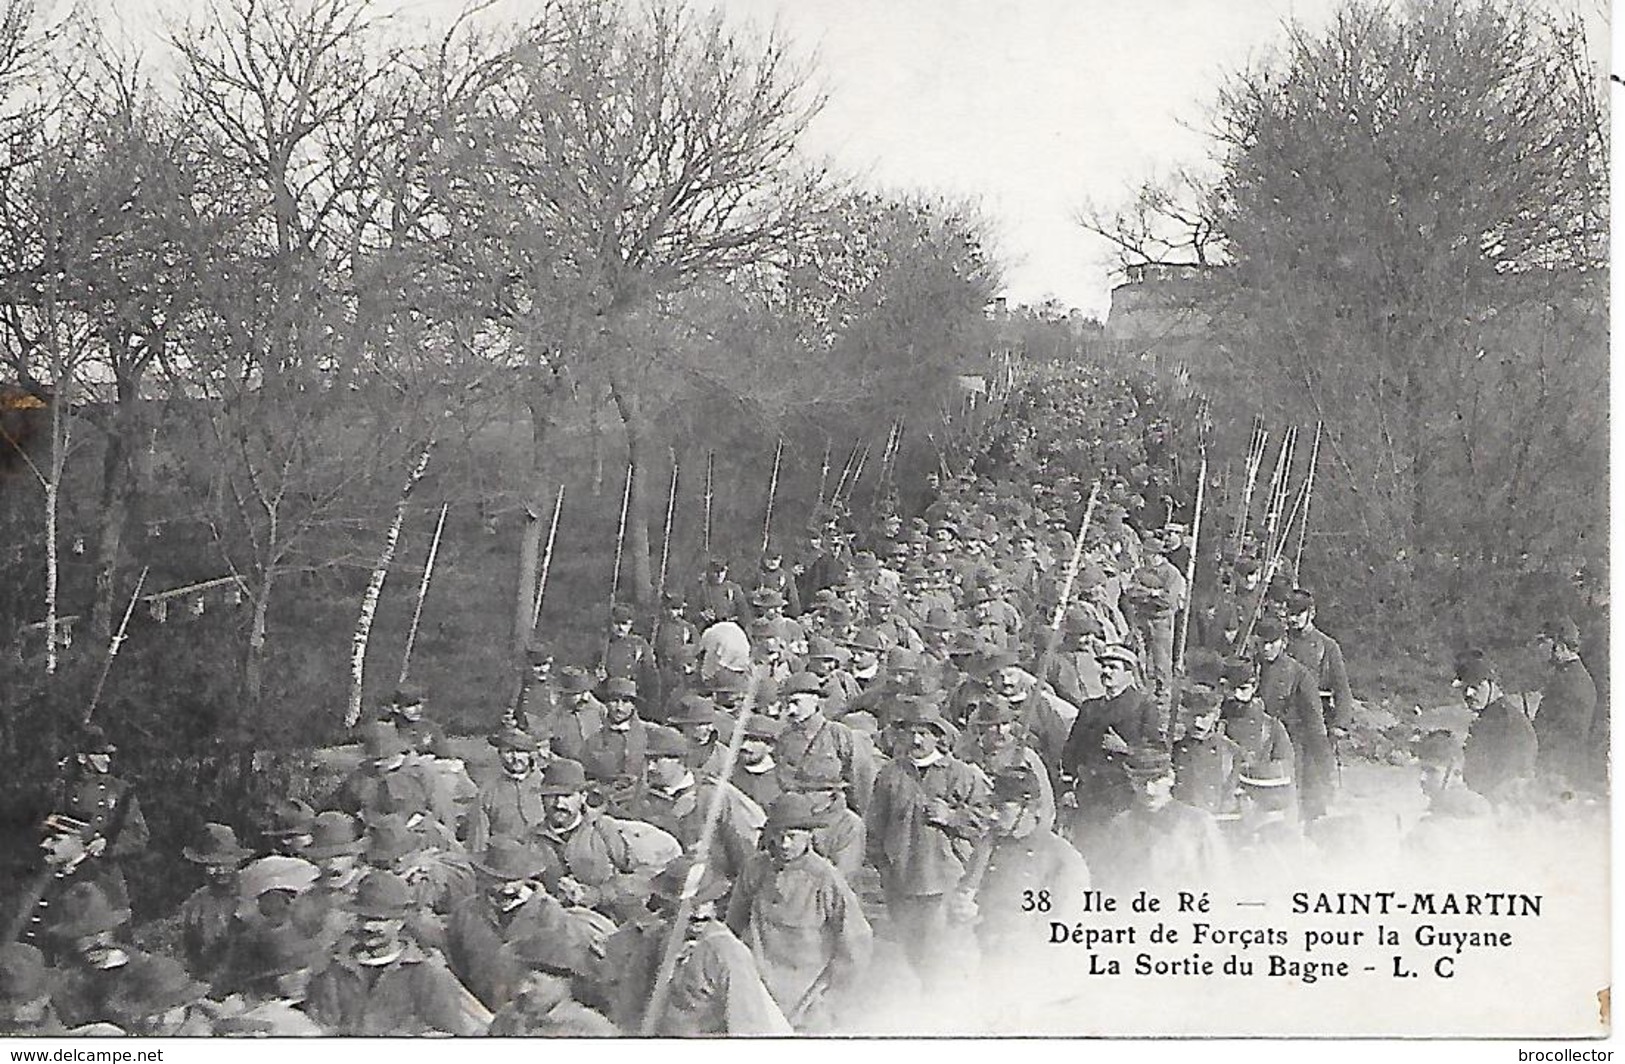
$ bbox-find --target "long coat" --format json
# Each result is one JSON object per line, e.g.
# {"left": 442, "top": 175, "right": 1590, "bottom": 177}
{"left": 865, "top": 755, "right": 990, "bottom": 898}
{"left": 1463, "top": 696, "right": 1538, "bottom": 800}
{"left": 1535, "top": 659, "right": 1597, "bottom": 785}
{"left": 1287, "top": 624, "right": 1355, "bottom": 730}
{"left": 445, "top": 892, "right": 569, "bottom": 1010}
{"left": 1257, "top": 652, "right": 1333, "bottom": 818}
{"left": 654, "top": 923, "right": 792, "bottom": 1035}
{"left": 466, "top": 769, "right": 549, "bottom": 854}
{"left": 532, "top": 810, "right": 681, "bottom": 916}
{"left": 725, "top": 850, "right": 873, "bottom": 1014}
{"left": 775, "top": 713, "right": 878, "bottom": 814}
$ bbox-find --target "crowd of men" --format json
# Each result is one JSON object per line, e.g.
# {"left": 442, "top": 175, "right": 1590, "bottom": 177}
{"left": 1, "top": 363, "right": 1603, "bottom": 1036}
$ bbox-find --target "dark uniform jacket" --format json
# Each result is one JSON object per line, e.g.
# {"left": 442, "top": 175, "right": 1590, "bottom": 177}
{"left": 58, "top": 771, "right": 149, "bottom": 918}
{"left": 1287, "top": 624, "right": 1355, "bottom": 731}
{"left": 1172, "top": 731, "right": 1242, "bottom": 817}
{"left": 1535, "top": 659, "right": 1597, "bottom": 784}
{"left": 1463, "top": 696, "right": 1538, "bottom": 800}
{"left": 1257, "top": 652, "right": 1333, "bottom": 817}
{"left": 973, "top": 827, "right": 1091, "bottom": 948}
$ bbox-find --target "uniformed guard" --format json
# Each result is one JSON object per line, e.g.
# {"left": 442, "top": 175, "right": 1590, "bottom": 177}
{"left": 1455, "top": 652, "right": 1537, "bottom": 806}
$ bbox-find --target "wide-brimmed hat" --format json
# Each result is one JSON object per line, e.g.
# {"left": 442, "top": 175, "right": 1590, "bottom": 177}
{"left": 507, "top": 927, "right": 596, "bottom": 979}
{"left": 749, "top": 588, "right": 786, "bottom": 609}
{"left": 604, "top": 677, "right": 638, "bottom": 701}
{"left": 885, "top": 647, "right": 923, "bottom": 673}
{"left": 303, "top": 811, "right": 366, "bottom": 859}
{"left": 47, "top": 882, "right": 125, "bottom": 939}
{"left": 920, "top": 606, "right": 958, "bottom": 631}
{"left": 887, "top": 700, "right": 954, "bottom": 740}
{"left": 536, "top": 758, "right": 589, "bottom": 796}
{"left": 764, "top": 793, "right": 823, "bottom": 832}
{"left": 645, "top": 727, "right": 690, "bottom": 759}
{"left": 842, "top": 628, "right": 885, "bottom": 653}
{"left": 472, "top": 838, "right": 553, "bottom": 881}
{"left": 743, "top": 715, "right": 782, "bottom": 741}
{"left": 971, "top": 647, "right": 1020, "bottom": 674}
{"left": 264, "top": 797, "right": 317, "bottom": 838}
{"left": 183, "top": 822, "right": 253, "bottom": 866}
{"left": 780, "top": 672, "right": 824, "bottom": 698}
{"left": 650, "top": 857, "right": 730, "bottom": 906}
{"left": 106, "top": 955, "right": 209, "bottom": 1019}
{"left": 969, "top": 695, "right": 1020, "bottom": 726}
{"left": 364, "top": 814, "right": 421, "bottom": 867}
{"left": 0, "top": 944, "right": 55, "bottom": 1005}
{"left": 804, "top": 637, "right": 848, "bottom": 663}
{"left": 667, "top": 694, "right": 723, "bottom": 726}
{"left": 237, "top": 856, "right": 321, "bottom": 907}
{"left": 349, "top": 870, "right": 417, "bottom": 919}
{"left": 489, "top": 727, "right": 541, "bottom": 754}
{"left": 234, "top": 924, "right": 330, "bottom": 983}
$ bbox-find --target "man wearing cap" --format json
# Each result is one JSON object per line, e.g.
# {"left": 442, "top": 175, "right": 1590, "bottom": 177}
{"left": 726, "top": 794, "right": 872, "bottom": 1030}
{"left": 968, "top": 585, "right": 1019, "bottom": 653}
{"left": 329, "top": 722, "right": 439, "bottom": 826}
{"left": 694, "top": 557, "right": 751, "bottom": 626}
{"left": 959, "top": 649, "right": 1074, "bottom": 777}
{"left": 578, "top": 677, "right": 657, "bottom": 794}
{"left": 466, "top": 728, "right": 548, "bottom": 854}
{"left": 750, "top": 587, "right": 804, "bottom": 645}
{"left": 1172, "top": 688, "right": 1242, "bottom": 820}
{"left": 754, "top": 547, "right": 803, "bottom": 618}
{"left": 1535, "top": 617, "right": 1598, "bottom": 794}
{"left": 776, "top": 672, "right": 877, "bottom": 815}
{"left": 379, "top": 683, "right": 450, "bottom": 758}
{"left": 177, "top": 822, "right": 253, "bottom": 987}
{"left": 547, "top": 669, "right": 608, "bottom": 762}
{"left": 1218, "top": 658, "right": 1295, "bottom": 789}
{"left": 959, "top": 695, "right": 1056, "bottom": 833}
{"left": 963, "top": 765, "right": 1090, "bottom": 966}
{"left": 626, "top": 727, "right": 764, "bottom": 884}
{"left": 606, "top": 857, "right": 791, "bottom": 1035}
{"left": 653, "top": 596, "right": 698, "bottom": 704}
{"left": 1455, "top": 653, "right": 1537, "bottom": 806}
{"left": 1232, "top": 763, "right": 1305, "bottom": 866}
{"left": 866, "top": 700, "right": 991, "bottom": 989}
{"left": 533, "top": 758, "right": 681, "bottom": 920}
{"left": 49, "top": 725, "right": 149, "bottom": 925}
{"left": 446, "top": 839, "right": 573, "bottom": 1010}
{"left": 1060, "top": 644, "right": 1160, "bottom": 859}
{"left": 1284, "top": 588, "right": 1355, "bottom": 736}
{"left": 1095, "top": 747, "right": 1230, "bottom": 893}
{"left": 600, "top": 603, "right": 658, "bottom": 699}
{"left": 731, "top": 715, "right": 787, "bottom": 810}
{"left": 785, "top": 756, "right": 866, "bottom": 881}
{"left": 1122, "top": 537, "right": 1188, "bottom": 736}
{"left": 1255, "top": 617, "right": 1335, "bottom": 822}
{"left": 304, "top": 870, "right": 490, "bottom": 1035}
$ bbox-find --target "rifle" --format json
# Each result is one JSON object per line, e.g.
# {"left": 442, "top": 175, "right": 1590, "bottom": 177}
{"left": 84, "top": 567, "right": 148, "bottom": 727}
{"left": 702, "top": 451, "right": 715, "bottom": 556}
{"left": 1232, "top": 419, "right": 1267, "bottom": 551}
{"left": 656, "top": 455, "right": 679, "bottom": 607}
{"left": 1292, "top": 422, "right": 1323, "bottom": 581}
{"left": 400, "top": 502, "right": 450, "bottom": 687}
{"left": 530, "top": 485, "right": 567, "bottom": 633}
{"left": 606, "top": 463, "right": 633, "bottom": 665}
{"left": 814, "top": 441, "right": 832, "bottom": 509}
{"left": 1034, "top": 481, "right": 1101, "bottom": 697}
{"left": 761, "top": 435, "right": 783, "bottom": 557}
{"left": 1174, "top": 449, "right": 1208, "bottom": 673}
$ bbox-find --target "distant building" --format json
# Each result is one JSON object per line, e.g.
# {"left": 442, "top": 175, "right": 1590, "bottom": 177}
{"left": 1105, "top": 264, "right": 1217, "bottom": 344}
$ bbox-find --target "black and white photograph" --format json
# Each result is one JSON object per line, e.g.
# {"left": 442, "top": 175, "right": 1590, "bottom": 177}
{"left": 0, "top": 0, "right": 1610, "bottom": 1045}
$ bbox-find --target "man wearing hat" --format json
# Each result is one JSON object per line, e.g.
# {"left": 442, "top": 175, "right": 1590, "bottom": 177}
{"left": 1122, "top": 538, "right": 1188, "bottom": 736}
{"left": 754, "top": 545, "right": 803, "bottom": 618}
{"left": 578, "top": 677, "right": 658, "bottom": 793}
{"left": 776, "top": 672, "right": 877, "bottom": 815}
{"left": 805, "top": 636, "right": 860, "bottom": 713}
{"left": 379, "top": 683, "right": 449, "bottom": 758}
{"left": 725, "top": 794, "right": 872, "bottom": 1030}
{"left": 1408, "top": 731, "right": 1494, "bottom": 852}
{"left": 1060, "top": 644, "right": 1161, "bottom": 858}
{"left": 446, "top": 839, "right": 572, "bottom": 1010}
{"left": 626, "top": 726, "right": 764, "bottom": 884}
{"left": 177, "top": 822, "right": 253, "bottom": 987}
{"left": 362, "top": 813, "right": 475, "bottom": 928}
{"left": 785, "top": 756, "right": 866, "bottom": 880}
{"left": 1284, "top": 588, "right": 1355, "bottom": 736}
{"left": 544, "top": 668, "right": 607, "bottom": 763}
{"left": 1455, "top": 652, "right": 1537, "bottom": 805}
{"left": 262, "top": 798, "right": 318, "bottom": 857}
{"left": 652, "top": 595, "right": 698, "bottom": 705}
{"left": 48, "top": 724, "right": 148, "bottom": 926}
{"left": 329, "top": 722, "right": 439, "bottom": 826}
{"left": 696, "top": 612, "right": 752, "bottom": 686}
{"left": 1172, "top": 687, "right": 1242, "bottom": 819}
{"left": 1232, "top": 761, "right": 1306, "bottom": 865}
{"left": 533, "top": 758, "right": 680, "bottom": 920}
{"left": 303, "top": 870, "right": 490, "bottom": 1035}
{"left": 0, "top": 943, "right": 66, "bottom": 1034}
{"left": 663, "top": 693, "right": 728, "bottom": 777}
{"left": 511, "top": 640, "right": 561, "bottom": 737}
{"left": 731, "top": 714, "right": 787, "bottom": 810}
{"left": 295, "top": 812, "right": 367, "bottom": 945}
{"left": 46, "top": 882, "right": 154, "bottom": 1029}
{"left": 1255, "top": 616, "right": 1335, "bottom": 822}
{"left": 963, "top": 765, "right": 1090, "bottom": 966}
{"left": 487, "top": 930, "right": 618, "bottom": 1036}
{"left": 958, "top": 648, "right": 1074, "bottom": 777}
{"left": 967, "top": 585, "right": 1019, "bottom": 653}
{"left": 865, "top": 698, "right": 991, "bottom": 990}
{"left": 959, "top": 695, "right": 1055, "bottom": 833}
{"left": 1095, "top": 746, "right": 1229, "bottom": 893}
{"left": 1535, "top": 616, "right": 1598, "bottom": 794}
{"left": 104, "top": 954, "right": 216, "bottom": 1035}
{"left": 466, "top": 727, "right": 548, "bottom": 853}
{"left": 600, "top": 602, "right": 658, "bottom": 699}
{"left": 749, "top": 586, "right": 804, "bottom": 644}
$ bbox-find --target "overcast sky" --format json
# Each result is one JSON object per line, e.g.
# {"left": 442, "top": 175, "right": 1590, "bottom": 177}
{"left": 111, "top": 0, "right": 1606, "bottom": 317}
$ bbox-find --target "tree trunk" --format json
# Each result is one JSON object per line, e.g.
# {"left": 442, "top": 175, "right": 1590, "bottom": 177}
{"left": 608, "top": 377, "right": 655, "bottom": 605}
{"left": 91, "top": 370, "right": 141, "bottom": 648}
{"left": 243, "top": 566, "right": 274, "bottom": 726}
